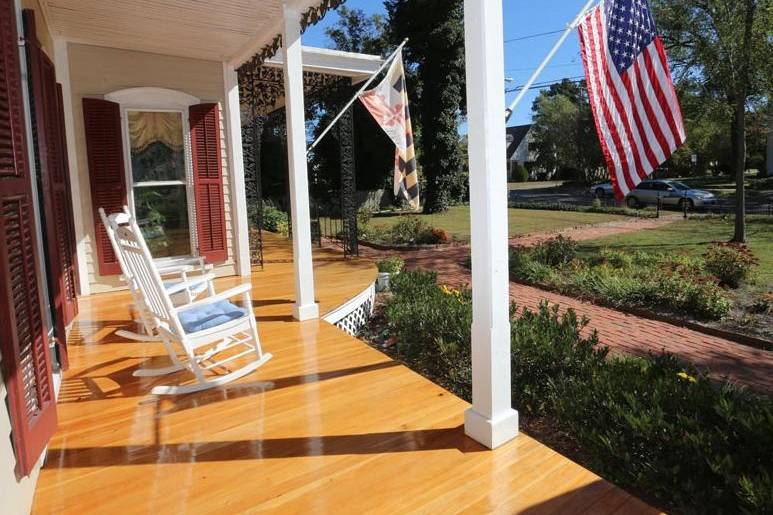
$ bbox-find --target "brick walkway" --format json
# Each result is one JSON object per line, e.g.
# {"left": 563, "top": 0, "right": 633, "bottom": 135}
{"left": 359, "top": 217, "right": 773, "bottom": 392}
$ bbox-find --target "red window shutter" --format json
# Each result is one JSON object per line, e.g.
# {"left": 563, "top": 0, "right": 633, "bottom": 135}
{"left": 83, "top": 97, "right": 126, "bottom": 275}
{"left": 190, "top": 103, "right": 227, "bottom": 263}
{"left": 24, "top": 10, "right": 78, "bottom": 369}
{"left": 0, "top": 0, "right": 58, "bottom": 477}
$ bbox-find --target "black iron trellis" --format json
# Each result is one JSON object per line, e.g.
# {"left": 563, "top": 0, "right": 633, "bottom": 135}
{"left": 338, "top": 106, "right": 358, "bottom": 257}
{"left": 242, "top": 116, "right": 265, "bottom": 268}
{"left": 239, "top": 60, "right": 361, "bottom": 261}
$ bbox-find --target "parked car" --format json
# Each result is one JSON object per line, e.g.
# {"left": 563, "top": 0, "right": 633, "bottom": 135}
{"left": 589, "top": 182, "right": 615, "bottom": 198}
{"left": 625, "top": 179, "right": 717, "bottom": 210}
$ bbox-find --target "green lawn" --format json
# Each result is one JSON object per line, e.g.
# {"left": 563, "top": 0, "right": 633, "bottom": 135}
{"left": 576, "top": 216, "right": 773, "bottom": 284}
{"left": 368, "top": 205, "right": 626, "bottom": 241}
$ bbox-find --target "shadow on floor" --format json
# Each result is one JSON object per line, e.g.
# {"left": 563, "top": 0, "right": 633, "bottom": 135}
{"left": 44, "top": 425, "right": 486, "bottom": 468}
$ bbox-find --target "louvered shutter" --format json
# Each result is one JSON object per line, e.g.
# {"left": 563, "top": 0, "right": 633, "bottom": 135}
{"left": 0, "top": 0, "right": 58, "bottom": 477}
{"left": 24, "top": 10, "right": 78, "bottom": 369}
{"left": 83, "top": 97, "right": 126, "bottom": 275}
{"left": 190, "top": 103, "right": 227, "bottom": 263}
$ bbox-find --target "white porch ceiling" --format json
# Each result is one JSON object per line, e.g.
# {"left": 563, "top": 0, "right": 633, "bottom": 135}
{"left": 38, "top": 0, "right": 324, "bottom": 63}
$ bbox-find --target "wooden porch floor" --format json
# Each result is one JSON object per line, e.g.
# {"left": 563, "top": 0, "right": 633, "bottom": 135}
{"left": 32, "top": 234, "right": 658, "bottom": 514}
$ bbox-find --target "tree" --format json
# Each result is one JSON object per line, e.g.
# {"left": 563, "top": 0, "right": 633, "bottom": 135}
{"left": 308, "top": 8, "right": 394, "bottom": 204}
{"left": 324, "top": 6, "right": 387, "bottom": 55}
{"left": 653, "top": 0, "right": 772, "bottom": 242}
{"left": 385, "top": 0, "right": 467, "bottom": 213}
{"left": 529, "top": 80, "right": 605, "bottom": 184}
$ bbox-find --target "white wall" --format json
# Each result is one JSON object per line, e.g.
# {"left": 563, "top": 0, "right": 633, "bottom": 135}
{"left": 66, "top": 43, "right": 238, "bottom": 294}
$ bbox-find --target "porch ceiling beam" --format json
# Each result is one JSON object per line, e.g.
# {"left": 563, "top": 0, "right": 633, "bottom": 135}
{"left": 264, "top": 47, "right": 384, "bottom": 82}
{"left": 462, "top": 0, "right": 519, "bottom": 449}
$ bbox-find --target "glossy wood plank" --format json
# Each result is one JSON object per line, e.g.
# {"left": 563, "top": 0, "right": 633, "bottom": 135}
{"left": 32, "top": 235, "right": 658, "bottom": 514}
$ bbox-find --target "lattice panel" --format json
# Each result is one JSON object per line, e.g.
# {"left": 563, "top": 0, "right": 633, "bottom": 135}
{"left": 334, "top": 287, "right": 375, "bottom": 337}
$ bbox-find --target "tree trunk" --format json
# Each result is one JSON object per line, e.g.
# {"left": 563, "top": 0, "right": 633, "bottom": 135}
{"left": 731, "top": 0, "right": 757, "bottom": 243}
{"left": 732, "top": 98, "right": 746, "bottom": 242}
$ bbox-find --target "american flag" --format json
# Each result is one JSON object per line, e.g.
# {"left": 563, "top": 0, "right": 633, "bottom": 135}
{"left": 578, "top": 0, "right": 686, "bottom": 200}
{"left": 359, "top": 51, "right": 420, "bottom": 210}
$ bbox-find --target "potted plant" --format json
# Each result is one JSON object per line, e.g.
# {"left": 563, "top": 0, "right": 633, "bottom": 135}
{"left": 376, "top": 257, "right": 405, "bottom": 292}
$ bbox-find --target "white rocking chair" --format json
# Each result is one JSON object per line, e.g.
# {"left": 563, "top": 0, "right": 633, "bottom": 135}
{"left": 99, "top": 207, "right": 216, "bottom": 341}
{"left": 107, "top": 211, "right": 272, "bottom": 395}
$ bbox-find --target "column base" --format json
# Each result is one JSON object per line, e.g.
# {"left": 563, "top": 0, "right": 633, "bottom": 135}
{"left": 464, "top": 407, "right": 519, "bottom": 449}
{"left": 293, "top": 302, "right": 320, "bottom": 321}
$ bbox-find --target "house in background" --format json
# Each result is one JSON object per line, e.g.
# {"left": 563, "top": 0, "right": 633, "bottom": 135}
{"left": 505, "top": 123, "right": 539, "bottom": 180}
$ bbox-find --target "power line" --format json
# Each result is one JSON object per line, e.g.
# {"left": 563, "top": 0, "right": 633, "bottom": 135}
{"left": 505, "top": 76, "right": 585, "bottom": 93}
{"left": 504, "top": 28, "right": 564, "bottom": 43}
{"left": 505, "top": 61, "right": 582, "bottom": 73}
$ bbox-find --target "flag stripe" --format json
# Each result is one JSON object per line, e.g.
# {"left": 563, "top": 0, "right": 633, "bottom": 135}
{"left": 628, "top": 58, "right": 670, "bottom": 163}
{"left": 641, "top": 44, "right": 679, "bottom": 152}
{"left": 578, "top": 1, "right": 686, "bottom": 200}
{"left": 582, "top": 9, "right": 633, "bottom": 194}
{"left": 653, "top": 38, "right": 686, "bottom": 144}
{"left": 594, "top": 9, "right": 649, "bottom": 182}
{"left": 579, "top": 10, "right": 628, "bottom": 197}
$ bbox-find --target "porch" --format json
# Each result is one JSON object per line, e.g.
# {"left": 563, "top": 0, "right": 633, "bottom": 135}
{"left": 32, "top": 235, "right": 657, "bottom": 514}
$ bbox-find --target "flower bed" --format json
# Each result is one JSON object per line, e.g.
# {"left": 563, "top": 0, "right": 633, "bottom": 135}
{"left": 359, "top": 216, "right": 451, "bottom": 247}
{"left": 374, "top": 270, "right": 773, "bottom": 513}
{"left": 508, "top": 236, "right": 763, "bottom": 324}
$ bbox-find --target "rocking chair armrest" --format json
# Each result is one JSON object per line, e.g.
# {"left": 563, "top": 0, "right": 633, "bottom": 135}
{"left": 170, "top": 283, "right": 253, "bottom": 314}
{"left": 165, "top": 273, "right": 217, "bottom": 296}
{"left": 157, "top": 264, "right": 196, "bottom": 277}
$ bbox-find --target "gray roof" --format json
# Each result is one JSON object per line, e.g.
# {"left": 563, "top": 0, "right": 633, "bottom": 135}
{"left": 506, "top": 124, "right": 532, "bottom": 160}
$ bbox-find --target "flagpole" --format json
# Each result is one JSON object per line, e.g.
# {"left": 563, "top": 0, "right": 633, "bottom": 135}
{"left": 505, "top": 0, "right": 597, "bottom": 122}
{"left": 307, "top": 38, "right": 410, "bottom": 154}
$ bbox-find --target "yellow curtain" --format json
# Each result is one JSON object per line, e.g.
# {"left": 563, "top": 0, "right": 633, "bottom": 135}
{"left": 128, "top": 111, "right": 184, "bottom": 153}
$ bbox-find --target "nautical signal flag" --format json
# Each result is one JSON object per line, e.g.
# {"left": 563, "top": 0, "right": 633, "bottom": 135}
{"left": 578, "top": 0, "right": 686, "bottom": 200}
{"left": 359, "top": 50, "right": 420, "bottom": 210}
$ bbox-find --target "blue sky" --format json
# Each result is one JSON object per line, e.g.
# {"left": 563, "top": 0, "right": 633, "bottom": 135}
{"left": 302, "top": 0, "right": 591, "bottom": 127}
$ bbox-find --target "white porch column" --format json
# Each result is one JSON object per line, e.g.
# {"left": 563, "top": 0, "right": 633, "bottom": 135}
{"left": 462, "top": 0, "right": 519, "bottom": 449}
{"left": 53, "top": 38, "right": 91, "bottom": 296}
{"left": 281, "top": 2, "right": 319, "bottom": 321}
{"left": 223, "top": 62, "right": 252, "bottom": 277}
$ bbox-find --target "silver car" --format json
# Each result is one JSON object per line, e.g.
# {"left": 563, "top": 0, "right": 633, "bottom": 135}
{"left": 589, "top": 182, "right": 615, "bottom": 198}
{"left": 625, "top": 179, "right": 717, "bottom": 210}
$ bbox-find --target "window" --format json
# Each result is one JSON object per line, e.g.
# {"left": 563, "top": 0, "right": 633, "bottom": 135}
{"left": 127, "top": 110, "right": 191, "bottom": 257}
{"left": 105, "top": 88, "right": 202, "bottom": 260}
{"left": 95, "top": 88, "right": 228, "bottom": 268}
{"left": 636, "top": 181, "right": 653, "bottom": 190}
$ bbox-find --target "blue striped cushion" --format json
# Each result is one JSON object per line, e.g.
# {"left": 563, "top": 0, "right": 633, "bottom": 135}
{"left": 178, "top": 300, "right": 247, "bottom": 334}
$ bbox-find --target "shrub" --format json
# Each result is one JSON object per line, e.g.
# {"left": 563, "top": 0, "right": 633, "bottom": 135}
{"left": 363, "top": 217, "right": 451, "bottom": 246}
{"left": 384, "top": 270, "right": 773, "bottom": 513}
{"left": 751, "top": 292, "right": 773, "bottom": 315}
{"left": 511, "top": 163, "right": 529, "bottom": 183}
{"left": 509, "top": 248, "right": 555, "bottom": 283}
{"left": 262, "top": 206, "right": 289, "bottom": 235}
{"left": 377, "top": 256, "right": 404, "bottom": 275}
{"left": 597, "top": 248, "right": 633, "bottom": 268}
{"left": 557, "top": 354, "right": 773, "bottom": 513}
{"left": 532, "top": 235, "right": 577, "bottom": 266}
{"left": 385, "top": 271, "right": 472, "bottom": 395}
{"left": 511, "top": 304, "right": 608, "bottom": 416}
{"left": 388, "top": 217, "right": 432, "bottom": 245}
{"left": 704, "top": 242, "right": 758, "bottom": 288}
{"left": 423, "top": 227, "right": 450, "bottom": 244}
